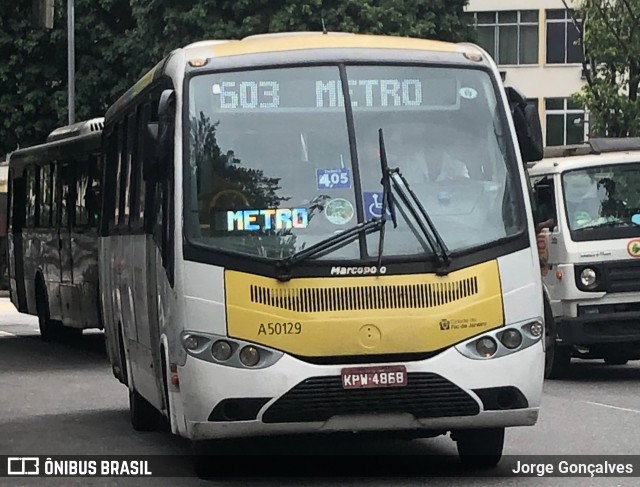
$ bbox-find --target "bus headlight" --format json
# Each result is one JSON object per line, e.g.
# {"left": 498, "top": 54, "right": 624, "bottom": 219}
{"left": 181, "top": 331, "right": 282, "bottom": 369}
{"left": 500, "top": 329, "right": 523, "bottom": 349}
{"left": 580, "top": 268, "right": 597, "bottom": 288}
{"left": 528, "top": 322, "right": 543, "bottom": 338}
{"left": 211, "top": 340, "right": 233, "bottom": 361}
{"left": 182, "top": 334, "right": 208, "bottom": 351}
{"left": 455, "top": 319, "right": 543, "bottom": 360}
{"left": 239, "top": 346, "right": 261, "bottom": 367}
{"left": 476, "top": 337, "right": 497, "bottom": 357}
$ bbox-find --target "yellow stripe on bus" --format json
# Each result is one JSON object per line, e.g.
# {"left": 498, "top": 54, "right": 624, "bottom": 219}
{"left": 208, "top": 33, "right": 462, "bottom": 59}
{"left": 225, "top": 260, "right": 504, "bottom": 357}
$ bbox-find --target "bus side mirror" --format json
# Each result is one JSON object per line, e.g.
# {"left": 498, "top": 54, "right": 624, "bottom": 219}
{"left": 157, "top": 89, "right": 176, "bottom": 179}
{"left": 506, "top": 87, "right": 544, "bottom": 164}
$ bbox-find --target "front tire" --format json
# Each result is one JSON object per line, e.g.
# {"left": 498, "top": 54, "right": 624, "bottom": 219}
{"left": 129, "top": 388, "right": 160, "bottom": 432}
{"left": 455, "top": 428, "right": 504, "bottom": 469}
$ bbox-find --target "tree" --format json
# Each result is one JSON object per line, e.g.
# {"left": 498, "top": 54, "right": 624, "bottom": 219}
{"left": 0, "top": 0, "right": 135, "bottom": 156}
{"left": 571, "top": 0, "right": 640, "bottom": 137}
{"left": 129, "top": 0, "right": 472, "bottom": 71}
{"left": 1, "top": 0, "right": 471, "bottom": 156}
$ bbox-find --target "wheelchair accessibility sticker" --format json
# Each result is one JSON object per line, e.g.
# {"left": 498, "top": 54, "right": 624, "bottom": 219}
{"left": 363, "top": 192, "right": 392, "bottom": 220}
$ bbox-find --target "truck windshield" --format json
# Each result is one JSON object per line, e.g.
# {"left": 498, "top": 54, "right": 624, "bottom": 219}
{"left": 562, "top": 163, "right": 640, "bottom": 240}
{"left": 185, "top": 64, "right": 525, "bottom": 261}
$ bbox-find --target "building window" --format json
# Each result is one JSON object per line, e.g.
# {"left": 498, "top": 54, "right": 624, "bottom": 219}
{"left": 545, "top": 98, "right": 587, "bottom": 146}
{"left": 546, "top": 9, "right": 583, "bottom": 64}
{"left": 470, "top": 10, "right": 539, "bottom": 65}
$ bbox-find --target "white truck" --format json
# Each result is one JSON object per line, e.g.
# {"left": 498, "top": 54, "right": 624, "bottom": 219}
{"left": 530, "top": 138, "right": 640, "bottom": 378}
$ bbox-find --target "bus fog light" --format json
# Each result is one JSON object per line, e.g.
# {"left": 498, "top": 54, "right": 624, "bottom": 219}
{"left": 528, "top": 322, "right": 543, "bottom": 337}
{"left": 476, "top": 337, "right": 497, "bottom": 357}
{"left": 184, "top": 335, "right": 202, "bottom": 351}
{"left": 212, "top": 341, "right": 233, "bottom": 361}
{"left": 239, "top": 346, "right": 260, "bottom": 367}
{"left": 500, "top": 330, "right": 522, "bottom": 349}
{"left": 580, "top": 268, "right": 597, "bottom": 288}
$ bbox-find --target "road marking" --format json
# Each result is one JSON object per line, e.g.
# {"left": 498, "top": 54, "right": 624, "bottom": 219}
{"left": 0, "top": 331, "right": 16, "bottom": 338}
{"left": 585, "top": 401, "right": 640, "bottom": 414}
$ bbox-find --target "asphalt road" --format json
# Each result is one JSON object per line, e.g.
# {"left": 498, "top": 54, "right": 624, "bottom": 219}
{"left": 1, "top": 297, "right": 640, "bottom": 486}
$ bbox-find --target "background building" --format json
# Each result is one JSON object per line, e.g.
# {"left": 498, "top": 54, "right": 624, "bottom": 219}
{"left": 466, "top": 0, "right": 588, "bottom": 146}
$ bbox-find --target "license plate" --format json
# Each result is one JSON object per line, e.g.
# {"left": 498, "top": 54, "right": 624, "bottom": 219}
{"left": 341, "top": 365, "right": 407, "bottom": 389}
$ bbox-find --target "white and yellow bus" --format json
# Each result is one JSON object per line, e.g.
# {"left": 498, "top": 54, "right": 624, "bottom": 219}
{"left": 99, "top": 32, "right": 545, "bottom": 466}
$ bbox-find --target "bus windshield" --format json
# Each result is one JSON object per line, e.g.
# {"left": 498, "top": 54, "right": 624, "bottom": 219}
{"left": 186, "top": 64, "right": 525, "bottom": 261}
{"left": 562, "top": 163, "right": 640, "bottom": 239}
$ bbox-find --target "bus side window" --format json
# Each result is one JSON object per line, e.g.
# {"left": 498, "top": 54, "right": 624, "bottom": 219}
{"left": 51, "top": 163, "right": 58, "bottom": 228}
{"left": 60, "top": 163, "right": 73, "bottom": 230}
{"left": 86, "top": 155, "right": 101, "bottom": 228}
{"left": 25, "top": 167, "right": 36, "bottom": 228}
{"left": 533, "top": 176, "right": 557, "bottom": 228}
{"left": 38, "top": 164, "right": 52, "bottom": 228}
{"left": 125, "top": 111, "right": 137, "bottom": 230}
{"left": 75, "top": 161, "right": 89, "bottom": 227}
{"left": 118, "top": 118, "right": 130, "bottom": 229}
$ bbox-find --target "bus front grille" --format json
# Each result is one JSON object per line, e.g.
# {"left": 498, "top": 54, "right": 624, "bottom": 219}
{"left": 261, "top": 373, "right": 479, "bottom": 423}
{"left": 250, "top": 277, "right": 478, "bottom": 312}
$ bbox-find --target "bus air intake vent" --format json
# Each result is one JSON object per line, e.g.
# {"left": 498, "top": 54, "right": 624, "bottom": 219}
{"left": 250, "top": 277, "right": 478, "bottom": 312}
{"left": 262, "top": 373, "right": 480, "bottom": 423}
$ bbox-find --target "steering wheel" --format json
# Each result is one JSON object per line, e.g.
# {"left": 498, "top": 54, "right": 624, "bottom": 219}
{"left": 209, "top": 189, "right": 250, "bottom": 209}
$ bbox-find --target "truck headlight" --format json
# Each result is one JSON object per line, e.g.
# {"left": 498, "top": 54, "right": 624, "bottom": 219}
{"left": 580, "top": 268, "right": 597, "bottom": 288}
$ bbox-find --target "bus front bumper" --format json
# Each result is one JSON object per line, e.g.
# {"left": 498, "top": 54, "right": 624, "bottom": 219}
{"left": 177, "top": 342, "right": 543, "bottom": 440}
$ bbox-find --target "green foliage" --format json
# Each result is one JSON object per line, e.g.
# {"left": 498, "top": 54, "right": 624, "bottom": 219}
{"left": 1, "top": 0, "right": 470, "bottom": 155}
{"left": 574, "top": 0, "right": 640, "bottom": 136}
{"left": 0, "top": 0, "right": 135, "bottom": 155}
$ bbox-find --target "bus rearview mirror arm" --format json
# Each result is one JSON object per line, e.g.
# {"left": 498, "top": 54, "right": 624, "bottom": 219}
{"left": 505, "top": 86, "right": 544, "bottom": 164}
{"left": 156, "top": 89, "right": 176, "bottom": 180}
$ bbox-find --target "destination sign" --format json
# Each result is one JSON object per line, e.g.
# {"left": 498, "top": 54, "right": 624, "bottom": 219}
{"left": 211, "top": 77, "right": 458, "bottom": 111}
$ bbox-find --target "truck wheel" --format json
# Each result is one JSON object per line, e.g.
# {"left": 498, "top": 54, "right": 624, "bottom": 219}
{"left": 544, "top": 299, "right": 571, "bottom": 380}
{"left": 455, "top": 428, "right": 504, "bottom": 469}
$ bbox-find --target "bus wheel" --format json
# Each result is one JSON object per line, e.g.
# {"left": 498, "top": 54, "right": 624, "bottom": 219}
{"left": 192, "top": 441, "right": 215, "bottom": 479}
{"left": 35, "top": 279, "right": 61, "bottom": 341}
{"left": 129, "top": 388, "right": 160, "bottom": 432}
{"left": 454, "top": 428, "right": 504, "bottom": 469}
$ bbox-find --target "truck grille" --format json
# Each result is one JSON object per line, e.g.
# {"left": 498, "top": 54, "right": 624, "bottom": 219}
{"left": 604, "top": 260, "right": 640, "bottom": 293}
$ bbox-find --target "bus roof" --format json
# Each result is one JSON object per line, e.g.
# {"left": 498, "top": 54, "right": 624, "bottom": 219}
{"left": 193, "top": 32, "right": 468, "bottom": 59}
{"left": 9, "top": 118, "right": 104, "bottom": 171}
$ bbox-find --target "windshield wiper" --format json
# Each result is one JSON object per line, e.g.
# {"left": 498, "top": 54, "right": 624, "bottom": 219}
{"left": 380, "top": 148, "right": 450, "bottom": 275}
{"left": 575, "top": 218, "right": 628, "bottom": 231}
{"left": 375, "top": 128, "right": 398, "bottom": 274}
{"left": 275, "top": 219, "right": 384, "bottom": 281}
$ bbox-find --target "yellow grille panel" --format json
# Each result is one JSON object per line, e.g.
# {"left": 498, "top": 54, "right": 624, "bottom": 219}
{"left": 225, "top": 260, "right": 504, "bottom": 357}
{"left": 249, "top": 277, "right": 478, "bottom": 312}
